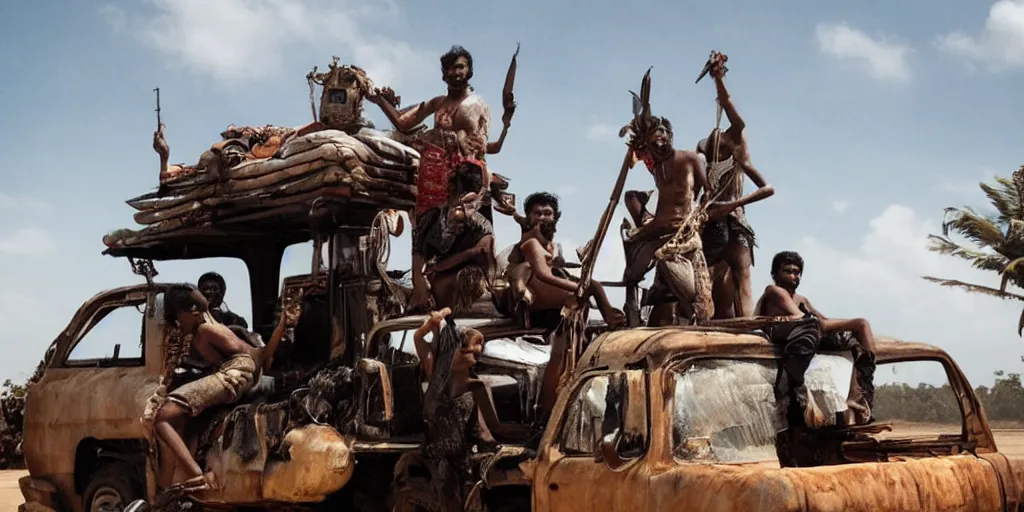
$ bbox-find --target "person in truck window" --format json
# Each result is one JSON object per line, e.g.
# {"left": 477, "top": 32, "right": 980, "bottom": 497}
{"left": 755, "top": 251, "right": 876, "bottom": 425}
{"left": 197, "top": 272, "right": 248, "bottom": 329}
{"left": 414, "top": 308, "right": 498, "bottom": 448}
{"left": 153, "top": 284, "right": 299, "bottom": 494}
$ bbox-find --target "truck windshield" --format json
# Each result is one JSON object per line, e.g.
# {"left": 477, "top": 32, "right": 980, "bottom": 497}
{"left": 671, "top": 355, "right": 853, "bottom": 463}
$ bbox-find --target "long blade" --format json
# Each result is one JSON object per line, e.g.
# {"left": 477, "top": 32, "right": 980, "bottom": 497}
{"left": 502, "top": 42, "right": 520, "bottom": 103}
{"left": 629, "top": 90, "right": 641, "bottom": 117}
{"left": 640, "top": 67, "right": 652, "bottom": 120}
{"left": 695, "top": 60, "right": 713, "bottom": 83}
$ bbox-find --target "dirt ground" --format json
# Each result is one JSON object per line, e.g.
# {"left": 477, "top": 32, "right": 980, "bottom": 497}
{"left": 2, "top": 426, "right": 1022, "bottom": 509}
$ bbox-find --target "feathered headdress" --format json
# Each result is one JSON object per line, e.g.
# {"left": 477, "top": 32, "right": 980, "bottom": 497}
{"left": 618, "top": 67, "right": 654, "bottom": 153}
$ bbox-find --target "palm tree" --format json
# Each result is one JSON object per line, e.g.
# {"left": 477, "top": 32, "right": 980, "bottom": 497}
{"left": 924, "top": 165, "right": 1024, "bottom": 335}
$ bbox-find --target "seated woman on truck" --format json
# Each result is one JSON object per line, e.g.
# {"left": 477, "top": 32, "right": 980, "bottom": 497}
{"left": 154, "top": 284, "right": 298, "bottom": 493}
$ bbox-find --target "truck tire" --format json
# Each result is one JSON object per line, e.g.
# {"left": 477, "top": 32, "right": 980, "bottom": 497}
{"left": 83, "top": 462, "right": 143, "bottom": 512}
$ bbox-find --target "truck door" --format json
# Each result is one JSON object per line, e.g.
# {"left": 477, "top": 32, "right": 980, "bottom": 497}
{"left": 533, "top": 369, "right": 650, "bottom": 512}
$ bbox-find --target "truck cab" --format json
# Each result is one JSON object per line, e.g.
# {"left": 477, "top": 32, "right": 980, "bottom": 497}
{"left": 523, "top": 324, "right": 1024, "bottom": 512}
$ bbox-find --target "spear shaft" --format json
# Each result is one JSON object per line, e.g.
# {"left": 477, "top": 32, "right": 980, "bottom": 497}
{"left": 154, "top": 87, "right": 162, "bottom": 128}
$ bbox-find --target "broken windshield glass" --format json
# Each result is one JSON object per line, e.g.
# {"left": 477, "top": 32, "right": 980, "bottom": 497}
{"left": 672, "top": 355, "right": 853, "bottom": 463}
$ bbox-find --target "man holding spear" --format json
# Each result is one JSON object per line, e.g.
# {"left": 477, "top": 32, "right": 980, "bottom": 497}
{"left": 539, "top": 69, "right": 713, "bottom": 419}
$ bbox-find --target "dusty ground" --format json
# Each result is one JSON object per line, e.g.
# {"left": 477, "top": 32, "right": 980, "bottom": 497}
{"left": 2, "top": 425, "right": 1022, "bottom": 509}
{"left": 1, "top": 469, "right": 25, "bottom": 510}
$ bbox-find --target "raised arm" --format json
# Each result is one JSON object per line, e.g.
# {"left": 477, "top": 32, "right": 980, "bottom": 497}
{"left": 486, "top": 108, "right": 514, "bottom": 155}
{"left": 370, "top": 94, "right": 440, "bottom": 132}
{"left": 712, "top": 71, "right": 745, "bottom": 135}
{"left": 414, "top": 308, "right": 451, "bottom": 380}
{"left": 522, "top": 238, "right": 578, "bottom": 292}
{"left": 260, "top": 297, "right": 302, "bottom": 372}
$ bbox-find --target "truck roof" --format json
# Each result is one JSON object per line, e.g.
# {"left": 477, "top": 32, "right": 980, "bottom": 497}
{"left": 578, "top": 321, "right": 949, "bottom": 373}
{"left": 101, "top": 194, "right": 395, "bottom": 261}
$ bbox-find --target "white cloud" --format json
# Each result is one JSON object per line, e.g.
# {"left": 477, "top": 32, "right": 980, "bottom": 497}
{"left": 0, "top": 193, "right": 52, "bottom": 213}
{"left": 815, "top": 22, "right": 912, "bottom": 83}
{"left": 831, "top": 200, "right": 849, "bottom": 214}
{"left": 98, "top": 4, "right": 127, "bottom": 34}
{"left": 768, "top": 204, "right": 1024, "bottom": 386}
{"left": 586, "top": 123, "right": 620, "bottom": 142}
{"left": 105, "top": 0, "right": 430, "bottom": 87}
{"left": 0, "top": 228, "right": 55, "bottom": 256}
{"left": 936, "top": 0, "right": 1024, "bottom": 71}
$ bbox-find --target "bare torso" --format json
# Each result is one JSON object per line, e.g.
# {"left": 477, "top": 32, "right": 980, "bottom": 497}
{"left": 194, "top": 317, "right": 261, "bottom": 366}
{"left": 432, "top": 93, "right": 491, "bottom": 159}
{"left": 756, "top": 287, "right": 811, "bottom": 317}
{"left": 650, "top": 150, "right": 705, "bottom": 228}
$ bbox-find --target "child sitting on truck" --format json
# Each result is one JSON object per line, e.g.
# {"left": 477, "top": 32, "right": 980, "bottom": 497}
{"left": 755, "top": 251, "right": 876, "bottom": 426}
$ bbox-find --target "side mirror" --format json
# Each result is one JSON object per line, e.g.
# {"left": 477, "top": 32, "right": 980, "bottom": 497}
{"left": 598, "top": 430, "right": 627, "bottom": 470}
{"left": 358, "top": 358, "right": 394, "bottom": 423}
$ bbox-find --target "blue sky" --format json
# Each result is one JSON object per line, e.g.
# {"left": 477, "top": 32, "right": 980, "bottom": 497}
{"left": 2, "top": 0, "right": 1024, "bottom": 387}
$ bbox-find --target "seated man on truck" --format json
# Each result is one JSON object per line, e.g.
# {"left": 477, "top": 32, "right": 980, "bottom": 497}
{"left": 153, "top": 284, "right": 297, "bottom": 494}
{"left": 415, "top": 161, "right": 496, "bottom": 314}
{"left": 499, "top": 192, "right": 624, "bottom": 332}
{"left": 755, "top": 251, "right": 876, "bottom": 426}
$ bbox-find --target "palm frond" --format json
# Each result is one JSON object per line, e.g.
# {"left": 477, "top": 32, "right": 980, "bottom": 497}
{"left": 1018, "top": 307, "right": 1024, "bottom": 337}
{"left": 926, "top": 235, "right": 1008, "bottom": 272}
{"left": 1002, "top": 256, "right": 1024, "bottom": 292}
{"left": 940, "top": 207, "right": 1007, "bottom": 249}
{"left": 979, "top": 181, "right": 1021, "bottom": 223}
{"left": 1013, "top": 165, "right": 1024, "bottom": 216}
{"left": 921, "top": 276, "right": 1024, "bottom": 301}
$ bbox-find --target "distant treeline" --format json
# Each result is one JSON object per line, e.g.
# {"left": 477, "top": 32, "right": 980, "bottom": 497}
{"left": 875, "top": 372, "right": 1024, "bottom": 424}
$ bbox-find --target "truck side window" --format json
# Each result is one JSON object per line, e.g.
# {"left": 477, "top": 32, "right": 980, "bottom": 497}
{"left": 65, "top": 304, "right": 145, "bottom": 366}
{"left": 559, "top": 375, "right": 611, "bottom": 455}
{"left": 558, "top": 371, "right": 648, "bottom": 459}
{"left": 873, "top": 359, "right": 963, "bottom": 438}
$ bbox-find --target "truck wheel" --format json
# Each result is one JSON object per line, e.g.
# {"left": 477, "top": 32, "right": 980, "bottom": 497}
{"left": 83, "top": 463, "right": 143, "bottom": 512}
{"left": 390, "top": 477, "right": 441, "bottom": 512}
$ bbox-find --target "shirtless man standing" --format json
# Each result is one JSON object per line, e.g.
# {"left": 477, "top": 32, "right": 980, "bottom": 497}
{"left": 696, "top": 53, "right": 775, "bottom": 319}
{"left": 368, "top": 45, "right": 493, "bottom": 312}
{"left": 756, "top": 251, "right": 876, "bottom": 423}
{"left": 621, "top": 116, "right": 711, "bottom": 325}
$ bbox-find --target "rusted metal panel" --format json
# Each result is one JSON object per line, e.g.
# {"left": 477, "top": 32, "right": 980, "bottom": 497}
{"left": 646, "top": 456, "right": 1003, "bottom": 511}
{"left": 581, "top": 327, "right": 967, "bottom": 374}
{"left": 23, "top": 368, "right": 156, "bottom": 476}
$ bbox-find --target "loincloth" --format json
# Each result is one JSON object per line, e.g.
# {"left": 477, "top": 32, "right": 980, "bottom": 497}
{"left": 415, "top": 142, "right": 462, "bottom": 217}
{"left": 702, "top": 214, "right": 756, "bottom": 265}
{"left": 623, "top": 227, "right": 714, "bottom": 320}
{"left": 167, "top": 353, "right": 258, "bottom": 417}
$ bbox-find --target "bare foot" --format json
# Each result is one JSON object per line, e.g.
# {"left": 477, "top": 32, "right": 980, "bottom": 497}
{"left": 601, "top": 307, "right": 626, "bottom": 329}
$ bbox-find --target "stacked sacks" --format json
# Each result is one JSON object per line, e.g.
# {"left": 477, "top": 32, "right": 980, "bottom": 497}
{"left": 103, "top": 127, "right": 420, "bottom": 248}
